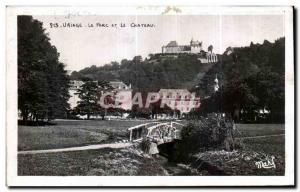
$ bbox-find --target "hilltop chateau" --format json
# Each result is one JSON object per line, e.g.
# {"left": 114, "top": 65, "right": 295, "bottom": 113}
{"left": 162, "top": 39, "right": 203, "bottom": 54}
{"left": 161, "top": 38, "right": 218, "bottom": 63}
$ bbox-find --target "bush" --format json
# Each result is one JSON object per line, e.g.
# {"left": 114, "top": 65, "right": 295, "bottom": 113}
{"left": 174, "top": 115, "right": 237, "bottom": 161}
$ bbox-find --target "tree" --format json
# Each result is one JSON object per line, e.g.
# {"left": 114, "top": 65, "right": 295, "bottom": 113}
{"left": 246, "top": 69, "right": 285, "bottom": 122}
{"left": 199, "top": 38, "right": 285, "bottom": 123}
{"left": 75, "top": 81, "right": 99, "bottom": 120}
{"left": 70, "top": 53, "right": 208, "bottom": 92}
{"left": 75, "top": 80, "right": 115, "bottom": 120}
{"left": 18, "top": 16, "right": 70, "bottom": 123}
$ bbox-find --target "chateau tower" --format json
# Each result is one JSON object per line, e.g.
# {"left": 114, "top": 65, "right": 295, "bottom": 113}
{"left": 190, "top": 38, "right": 202, "bottom": 53}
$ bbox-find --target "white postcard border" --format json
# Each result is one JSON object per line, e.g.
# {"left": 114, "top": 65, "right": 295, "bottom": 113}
{"left": 6, "top": 6, "right": 294, "bottom": 186}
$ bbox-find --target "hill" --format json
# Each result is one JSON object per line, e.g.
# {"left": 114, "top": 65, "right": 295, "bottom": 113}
{"left": 70, "top": 37, "right": 284, "bottom": 99}
{"left": 70, "top": 53, "right": 217, "bottom": 92}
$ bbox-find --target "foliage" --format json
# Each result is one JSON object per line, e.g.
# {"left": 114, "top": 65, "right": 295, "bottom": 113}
{"left": 181, "top": 116, "right": 235, "bottom": 151}
{"left": 198, "top": 38, "right": 285, "bottom": 123}
{"left": 70, "top": 53, "right": 215, "bottom": 92}
{"left": 172, "top": 116, "right": 236, "bottom": 162}
{"left": 74, "top": 80, "right": 121, "bottom": 119}
{"left": 69, "top": 37, "right": 285, "bottom": 123}
{"left": 75, "top": 81, "right": 99, "bottom": 120}
{"left": 18, "top": 16, "right": 70, "bottom": 122}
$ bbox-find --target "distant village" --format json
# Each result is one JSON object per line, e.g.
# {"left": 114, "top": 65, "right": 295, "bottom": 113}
{"left": 68, "top": 38, "right": 220, "bottom": 119}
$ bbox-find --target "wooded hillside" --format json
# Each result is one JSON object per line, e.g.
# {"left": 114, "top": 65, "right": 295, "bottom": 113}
{"left": 70, "top": 54, "right": 216, "bottom": 92}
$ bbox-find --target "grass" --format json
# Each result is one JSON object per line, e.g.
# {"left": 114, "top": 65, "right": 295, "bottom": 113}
{"left": 18, "top": 147, "right": 167, "bottom": 176}
{"left": 218, "top": 124, "right": 285, "bottom": 175}
{"left": 184, "top": 124, "right": 285, "bottom": 176}
{"left": 18, "top": 120, "right": 285, "bottom": 176}
{"left": 18, "top": 120, "right": 149, "bottom": 151}
{"left": 241, "top": 135, "right": 285, "bottom": 156}
{"left": 235, "top": 124, "right": 285, "bottom": 166}
{"left": 235, "top": 124, "right": 284, "bottom": 138}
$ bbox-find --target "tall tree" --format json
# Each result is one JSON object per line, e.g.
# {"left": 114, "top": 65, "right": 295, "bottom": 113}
{"left": 75, "top": 80, "right": 115, "bottom": 120}
{"left": 18, "top": 16, "right": 70, "bottom": 122}
{"left": 75, "top": 81, "right": 99, "bottom": 120}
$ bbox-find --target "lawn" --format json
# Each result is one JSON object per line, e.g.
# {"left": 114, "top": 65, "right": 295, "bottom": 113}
{"left": 208, "top": 124, "right": 285, "bottom": 175}
{"left": 235, "top": 124, "right": 284, "bottom": 137}
{"left": 18, "top": 121, "right": 285, "bottom": 176}
{"left": 18, "top": 119, "right": 151, "bottom": 151}
{"left": 18, "top": 146, "right": 167, "bottom": 176}
{"left": 235, "top": 124, "right": 285, "bottom": 159}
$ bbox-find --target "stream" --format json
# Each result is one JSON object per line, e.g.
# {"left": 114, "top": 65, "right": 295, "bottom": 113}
{"left": 155, "top": 141, "right": 226, "bottom": 176}
{"left": 155, "top": 155, "right": 196, "bottom": 176}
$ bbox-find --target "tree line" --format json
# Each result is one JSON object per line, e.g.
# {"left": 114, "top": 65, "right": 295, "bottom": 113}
{"left": 198, "top": 38, "right": 285, "bottom": 123}
{"left": 70, "top": 38, "right": 285, "bottom": 123}
{"left": 18, "top": 16, "right": 285, "bottom": 123}
{"left": 70, "top": 54, "right": 215, "bottom": 92}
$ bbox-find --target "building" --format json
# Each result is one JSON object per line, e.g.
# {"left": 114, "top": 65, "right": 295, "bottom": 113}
{"left": 161, "top": 38, "right": 218, "bottom": 63}
{"left": 109, "top": 81, "right": 131, "bottom": 90}
{"left": 190, "top": 39, "right": 203, "bottom": 53}
{"left": 158, "top": 89, "right": 200, "bottom": 114}
{"left": 108, "top": 81, "right": 132, "bottom": 111}
{"left": 68, "top": 80, "right": 132, "bottom": 111}
{"left": 207, "top": 45, "right": 218, "bottom": 63}
{"left": 68, "top": 80, "right": 84, "bottom": 109}
{"left": 162, "top": 39, "right": 203, "bottom": 54}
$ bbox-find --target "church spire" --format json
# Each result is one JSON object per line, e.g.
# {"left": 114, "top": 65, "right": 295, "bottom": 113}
{"left": 214, "top": 74, "right": 219, "bottom": 92}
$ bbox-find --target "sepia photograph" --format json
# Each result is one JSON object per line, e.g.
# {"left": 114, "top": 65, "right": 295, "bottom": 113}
{"left": 6, "top": 6, "right": 294, "bottom": 187}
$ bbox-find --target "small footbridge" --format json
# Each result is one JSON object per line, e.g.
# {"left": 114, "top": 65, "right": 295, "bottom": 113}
{"left": 128, "top": 121, "right": 184, "bottom": 144}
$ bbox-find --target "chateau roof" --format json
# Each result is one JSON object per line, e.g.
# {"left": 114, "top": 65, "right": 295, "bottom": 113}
{"left": 166, "top": 41, "right": 178, "bottom": 47}
{"left": 191, "top": 40, "right": 202, "bottom": 45}
{"left": 159, "top": 89, "right": 190, "bottom": 94}
{"left": 109, "top": 81, "right": 131, "bottom": 90}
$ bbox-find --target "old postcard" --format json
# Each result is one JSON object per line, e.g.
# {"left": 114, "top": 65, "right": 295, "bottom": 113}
{"left": 6, "top": 6, "right": 294, "bottom": 186}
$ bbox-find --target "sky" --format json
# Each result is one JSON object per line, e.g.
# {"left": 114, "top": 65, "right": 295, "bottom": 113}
{"left": 34, "top": 15, "right": 285, "bottom": 71}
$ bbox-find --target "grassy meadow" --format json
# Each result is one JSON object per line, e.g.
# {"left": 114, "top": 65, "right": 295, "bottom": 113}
{"left": 18, "top": 120, "right": 285, "bottom": 176}
{"left": 18, "top": 120, "right": 151, "bottom": 151}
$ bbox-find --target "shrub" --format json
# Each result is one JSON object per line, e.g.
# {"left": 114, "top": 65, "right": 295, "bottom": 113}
{"left": 174, "top": 115, "right": 237, "bottom": 161}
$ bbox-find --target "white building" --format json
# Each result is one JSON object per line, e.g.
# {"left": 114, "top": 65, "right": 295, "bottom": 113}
{"left": 158, "top": 89, "right": 200, "bottom": 114}
{"left": 206, "top": 45, "right": 218, "bottom": 63}
{"left": 161, "top": 39, "right": 203, "bottom": 54}
{"left": 162, "top": 39, "right": 218, "bottom": 63}
{"left": 206, "top": 52, "right": 218, "bottom": 63}
{"left": 108, "top": 81, "right": 132, "bottom": 111}
{"left": 190, "top": 39, "right": 202, "bottom": 53}
{"left": 68, "top": 80, "right": 84, "bottom": 109}
{"left": 68, "top": 80, "right": 132, "bottom": 111}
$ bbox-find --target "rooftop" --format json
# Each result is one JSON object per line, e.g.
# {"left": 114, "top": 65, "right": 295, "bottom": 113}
{"left": 109, "top": 81, "right": 131, "bottom": 90}
{"left": 159, "top": 89, "right": 190, "bottom": 93}
{"left": 166, "top": 41, "right": 179, "bottom": 47}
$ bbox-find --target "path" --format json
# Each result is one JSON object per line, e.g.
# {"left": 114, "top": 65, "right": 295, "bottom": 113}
{"left": 18, "top": 142, "right": 133, "bottom": 155}
{"left": 239, "top": 133, "right": 285, "bottom": 139}
{"left": 18, "top": 133, "right": 285, "bottom": 155}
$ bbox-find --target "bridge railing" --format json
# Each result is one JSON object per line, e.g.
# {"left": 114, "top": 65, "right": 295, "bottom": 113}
{"left": 128, "top": 121, "right": 185, "bottom": 143}
{"left": 128, "top": 122, "right": 159, "bottom": 142}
